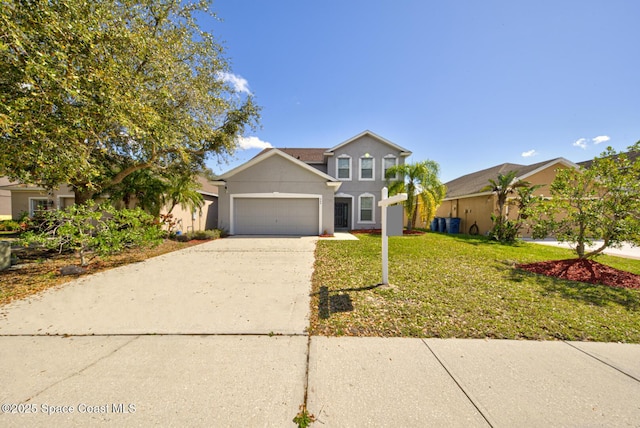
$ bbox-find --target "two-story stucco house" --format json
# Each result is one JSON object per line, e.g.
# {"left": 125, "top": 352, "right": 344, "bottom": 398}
{"left": 213, "top": 130, "right": 412, "bottom": 235}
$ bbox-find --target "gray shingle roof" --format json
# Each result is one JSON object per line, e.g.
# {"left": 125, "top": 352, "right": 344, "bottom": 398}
{"left": 256, "top": 147, "right": 328, "bottom": 164}
{"left": 444, "top": 158, "right": 566, "bottom": 199}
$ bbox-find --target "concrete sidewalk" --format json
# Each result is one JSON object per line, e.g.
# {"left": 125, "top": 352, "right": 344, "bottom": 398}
{"left": 308, "top": 338, "right": 640, "bottom": 427}
{"left": 1, "top": 237, "right": 639, "bottom": 426}
{"left": 526, "top": 239, "right": 640, "bottom": 260}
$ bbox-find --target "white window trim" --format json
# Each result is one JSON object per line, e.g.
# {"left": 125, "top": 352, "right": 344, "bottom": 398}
{"left": 56, "top": 194, "right": 75, "bottom": 209}
{"left": 382, "top": 155, "right": 399, "bottom": 180}
{"left": 28, "top": 197, "right": 50, "bottom": 217}
{"left": 359, "top": 156, "right": 375, "bottom": 181}
{"left": 358, "top": 193, "right": 375, "bottom": 224}
{"left": 336, "top": 155, "right": 352, "bottom": 181}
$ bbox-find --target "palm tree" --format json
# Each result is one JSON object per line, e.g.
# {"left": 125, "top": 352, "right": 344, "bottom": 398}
{"left": 165, "top": 175, "right": 204, "bottom": 215}
{"left": 107, "top": 169, "right": 168, "bottom": 216}
{"left": 386, "top": 160, "right": 446, "bottom": 231}
{"left": 481, "top": 171, "right": 530, "bottom": 223}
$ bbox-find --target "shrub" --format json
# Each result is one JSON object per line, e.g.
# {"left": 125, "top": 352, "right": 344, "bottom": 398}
{"left": 0, "top": 220, "right": 21, "bottom": 232}
{"left": 170, "top": 229, "right": 224, "bottom": 242}
{"left": 20, "top": 202, "right": 164, "bottom": 266}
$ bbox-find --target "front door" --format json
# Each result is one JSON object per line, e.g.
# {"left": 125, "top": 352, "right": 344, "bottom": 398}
{"left": 335, "top": 202, "right": 349, "bottom": 229}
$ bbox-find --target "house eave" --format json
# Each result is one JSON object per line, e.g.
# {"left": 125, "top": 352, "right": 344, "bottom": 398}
{"left": 219, "top": 149, "right": 340, "bottom": 184}
{"left": 443, "top": 191, "right": 494, "bottom": 201}
{"left": 325, "top": 130, "right": 412, "bottom": 155}
{"left": 326, "top": 182, "right": 342, "bottom": 191}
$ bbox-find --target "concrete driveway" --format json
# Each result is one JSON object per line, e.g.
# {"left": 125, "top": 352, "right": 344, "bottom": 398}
{"left": 0, "top": 236, "right": 316, "bottom": 335}
{"left": 0, "top": 237, "right": 314, "bottom": 426}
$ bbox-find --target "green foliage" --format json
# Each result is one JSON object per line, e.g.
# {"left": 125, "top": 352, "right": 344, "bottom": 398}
{"left": 488, "top": 216, "right": 520, "bottom": 244}
{"left": 385, "top": 160, "right": 446, "bottom": 230}
{"left": 311, "top": 233, "right": 640, "bottom": 342}
{"left": 172, "top": 229, "right": 223, "bottom": 242}
{"left": 0, "top": 220, "right": 21, "bottom": 232}
{"left": 531, "top": 144, "right": 640, "bottom": 258}
{"left": 0, "top": 0, "right": 259, "bottom": 202}
{"left": 293, "top": 405, "right": 316, "bottom": 428}
{"left": 20, "top": 202, "right": 163, "bottom": 266}
{"left": 483, "top": 171, "right": 543, "bottom": 243}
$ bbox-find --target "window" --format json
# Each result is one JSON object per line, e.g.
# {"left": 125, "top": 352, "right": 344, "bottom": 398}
{"left": 337, "top": 156, "right": 351, "bottom": 180}
{"left": 359, "top": 157, "right": 374, "bottom": 180}
{"left": 29, "top": 198, "right": 50, "bottom": 217}
{"left": 383, "top": 156, "right": 398, "bottom": 180}
{"left": 359, "top": 194, "right": 375, "bottom": 223}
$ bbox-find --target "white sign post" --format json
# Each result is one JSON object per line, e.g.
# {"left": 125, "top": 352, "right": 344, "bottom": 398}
{"left": 378, "top": 187, "right": 407, "bottom": 285}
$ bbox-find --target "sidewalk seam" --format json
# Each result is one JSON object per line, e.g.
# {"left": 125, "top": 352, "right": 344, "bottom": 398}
{"left": 563, "top": 341, "right": 640, "bottom": 383}
{"left": 421, "top": 339, "right": 494, "bottom": 428}
{"left": 0, "top": 332, "right": 308, "bottom": 337}
{"left": 23, "top": 335, "right": 140, "bottom": 404}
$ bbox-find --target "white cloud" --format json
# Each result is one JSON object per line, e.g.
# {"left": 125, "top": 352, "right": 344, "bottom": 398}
{"left": 237, "top": 136, "right": 272, "bottom": 150}
{"left": 217, "top": 72, "right": 252, "bottom": 95}
{"left": 592, "top": 135, "right": 610, "bottom": 145}
{"left": 521, "top": 149, "right": 538, "bottom": 158}
{"left": 573, "top": 138, "right": 588, "bottom": 149}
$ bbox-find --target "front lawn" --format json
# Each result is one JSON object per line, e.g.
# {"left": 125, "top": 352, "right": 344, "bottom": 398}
{"left": 310, "top": 233, "right": 640, "bottom": 342}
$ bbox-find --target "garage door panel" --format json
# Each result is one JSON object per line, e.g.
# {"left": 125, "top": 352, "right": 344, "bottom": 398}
{"left": 234, "top": 198, "right": 318, "bottom": 235}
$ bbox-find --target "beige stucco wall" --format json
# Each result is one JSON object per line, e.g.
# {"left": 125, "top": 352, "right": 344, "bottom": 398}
{"left": 435, "top": 163, "right": 572, "bottom": 237}
{"left": 434, "top": 195, "right": 496, "bottom": 235}
{"left": 217, "top": 153, "right": 337, "bottom": 234}
{"left": 0, "top": 190, "right": 11, "bottom": 220}
{"left": 10, "top": 185, "right": 75, "bottom": 219}
{"left": 168, "top": 194, "right": 218, "bottom": 233}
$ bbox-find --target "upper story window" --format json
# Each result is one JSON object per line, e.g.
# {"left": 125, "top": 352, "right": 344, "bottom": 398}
{"left": 383, "top": 155, "right": 398, "bottom": 180}
{"left": 359, "top": 156, "right": 374, "bottom": 181}
{"left": 337, "top": 155, "right": 352, "bottom": 180}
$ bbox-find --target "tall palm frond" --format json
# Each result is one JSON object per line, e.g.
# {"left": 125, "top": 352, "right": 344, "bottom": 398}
{"left": 386, "top": 160, "right": 446, "bottom": 230}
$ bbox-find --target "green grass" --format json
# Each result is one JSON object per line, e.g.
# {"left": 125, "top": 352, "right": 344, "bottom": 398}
{"left": 310, "top": 233, "right": 640, "bottom": 342}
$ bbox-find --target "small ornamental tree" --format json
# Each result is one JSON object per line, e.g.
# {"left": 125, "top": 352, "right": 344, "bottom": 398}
{"left": 531, "top": 144, "right": 640, "bottom": 258}
{"left": 21, "top": 202, "right": 163, "bottom": 266}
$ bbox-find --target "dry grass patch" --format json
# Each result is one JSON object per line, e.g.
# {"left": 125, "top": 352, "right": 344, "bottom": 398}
{"left": 0, "top": 239, "right": 205, "bottom": 306}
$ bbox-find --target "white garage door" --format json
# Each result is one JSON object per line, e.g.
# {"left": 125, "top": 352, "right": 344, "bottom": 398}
{"left": 234, "top": 198, "right": 319, "bottom": 235}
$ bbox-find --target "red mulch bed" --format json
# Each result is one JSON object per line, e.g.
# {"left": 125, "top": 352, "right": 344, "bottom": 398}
{"left": 518, "top": 259, "right": 640, "bottom": 289}
{"left": 350, "top": 229, "right": 425, "bottom": 235}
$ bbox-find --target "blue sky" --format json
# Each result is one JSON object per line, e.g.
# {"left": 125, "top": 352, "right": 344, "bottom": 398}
{"left": 204, "top": 0, "right": 640, "bottom": 183}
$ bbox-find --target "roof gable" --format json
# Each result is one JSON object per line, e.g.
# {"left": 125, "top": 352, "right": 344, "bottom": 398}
{"left": 444, "top": 158, "right": 578, "bottom": 199}
{"left": 324, "top": 130, "right": 412, "bottom": 156}
{"left": 219, "top": 149, "right": 338, "bottom": 183}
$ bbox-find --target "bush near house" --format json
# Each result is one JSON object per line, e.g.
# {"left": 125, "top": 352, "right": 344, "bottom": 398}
{"left": 0, "top": 220, "right": 21, "bottom": 232}
{"left": 172, "top": 229, "right": 225, "bottom": 242}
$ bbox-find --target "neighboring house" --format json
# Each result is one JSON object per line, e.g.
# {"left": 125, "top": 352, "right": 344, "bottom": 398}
{"left": 214, "top": 130, "right": 412, "bottom": 235}
{"left": 169, "top": 175, "right": 219, "bottom": 233}
{"left": 0, "top": 181, "right": 76, "bottom": 220}
{"left": 0, "top": 177, "right": 14, "bottom": 220}
{"left": 435, "top": 158, "right": 579, "bottom": 237}
{"left": 0, "top": 176, "right": 218, "bottom": 232}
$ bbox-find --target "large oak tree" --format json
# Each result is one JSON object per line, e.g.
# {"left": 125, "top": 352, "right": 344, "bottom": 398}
{"left": 0, "top": 0, "right": 259, "bottom": 203}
